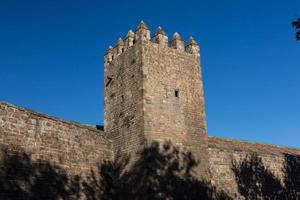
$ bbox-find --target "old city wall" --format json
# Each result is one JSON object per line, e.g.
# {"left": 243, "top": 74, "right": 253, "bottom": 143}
{"left": 0, "top": 101, "right": 113, "bottom": 176}
{"left": 208, "top": 137, "right": 300, "bottom": 198}
{"left": 2, "top": 20, "right": 299, "bottom": 198}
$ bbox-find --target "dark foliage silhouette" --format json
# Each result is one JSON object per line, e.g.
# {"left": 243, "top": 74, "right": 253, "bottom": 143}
{"left": 232, "top": 154, "right": 283, "bottom": 199}
{"left": 1, "top": 145, "right": 299, "bottom": 200}
{"left": 232, "top": 153, "right": 300, "bottom": 199}
{"left": 0, "top": 147, "right": 80, "bottom": 200}
{"left": 83, "top": 141, "right": 231, "bottom": 200}
{"left": 292, "top": 18, "right": 300, "bottom": 40}
{"left": 283, "top": 153, "right": 300, "bottom": 199}
{"left": 82, "top": 157, "right": 129, "bottom": 199}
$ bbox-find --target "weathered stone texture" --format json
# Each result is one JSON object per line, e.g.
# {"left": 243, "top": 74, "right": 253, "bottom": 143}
{"left": 208, "top": 137, "right": 300, "bottom": 198}
{"left": 0, "top": 101, "right": 113, "bottom": 176}
{"left": 142, "top": 40, "right": 209, "bottom": 176}
{"left": 142, "top": 40, "right": 207, "bottom": 144}
{"left": 104, "top": 39, "right": 145, "bottom": 158}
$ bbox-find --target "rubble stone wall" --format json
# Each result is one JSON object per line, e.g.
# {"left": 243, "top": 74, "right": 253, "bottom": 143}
{"left": 0, "top": 101, "right": 113, "bottom": 176}
{"left": 208, "top": 137, "right": 300, "bottom": 198}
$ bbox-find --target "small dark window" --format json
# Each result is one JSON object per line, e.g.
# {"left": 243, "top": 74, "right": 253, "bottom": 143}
{"left": 112, "top": 55, "right": 114, "bottom": 60}
{"left": 131, "top": 59, "right": 136, "bottom": 64}
{"left": 106, "top": 76, "right": 113, "bottom": 87}
{"left": 175, "top": 90, "right": 179, "bottom": 97}
{"left": 122, "top": 48, "right": 124, "bottom": 53}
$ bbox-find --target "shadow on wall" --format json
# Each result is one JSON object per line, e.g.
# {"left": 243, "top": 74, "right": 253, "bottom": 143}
{"left": 232, "top": 153, "right": 300, "bottom": 199}
{"left": 0, "top": 147, "right": 81, "bottom": 200}
{"left": 82, "top": 141, "right": 231, "bottom": 200}
{"left": 0, "top": 143, "right": 299, "bottom": 200}
{"left": 0, "top": 143, "right": 230, "bottom": 200}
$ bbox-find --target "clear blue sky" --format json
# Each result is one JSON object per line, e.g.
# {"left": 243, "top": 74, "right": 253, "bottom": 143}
{"left": 1, "top": 0, "right": 299, "bottom": 148}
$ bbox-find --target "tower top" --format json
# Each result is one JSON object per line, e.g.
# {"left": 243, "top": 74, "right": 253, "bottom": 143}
{"left": 136, "top": 20, "right": 150, "bottom": 30}
{"left": 104, "top": 21, "right": 200, "bottom": 63}
{"left": 188, "top": 37, "right": 197, "bottom": 45}
{"left": 126, "top": 30, "right": 134, "bottom": 38}
{"left": 155, "top": 26, "right": 167, "bottom": 36}
{"left": 172, "top": 32, "right": 183, "bottom": 40}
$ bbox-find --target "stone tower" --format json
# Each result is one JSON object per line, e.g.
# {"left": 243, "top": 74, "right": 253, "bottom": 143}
{"left": 104, "top": 21, "right": 208, "bottom": 174}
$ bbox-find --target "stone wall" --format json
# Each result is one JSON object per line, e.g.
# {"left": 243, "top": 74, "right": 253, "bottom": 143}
{"left": 104, "top": 39, "right": 145, "bottom": 158}
{"left": 0, "top": 101, "right": 113, "bottom": 176}
{"left": 142, "top": 40, "right": 207, "bottom": 146}
{"left": 141, "top": 39, "right": 209, "bottom": 177}
{"left": 208, "top": 136, "right": 300, "bottom": 198}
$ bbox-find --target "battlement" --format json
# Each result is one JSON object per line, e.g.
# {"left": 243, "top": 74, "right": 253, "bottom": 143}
{"left": 104, "top": 21, "right": 200, "bottom": 64}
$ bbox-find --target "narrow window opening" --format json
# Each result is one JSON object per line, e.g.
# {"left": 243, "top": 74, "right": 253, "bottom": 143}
{"left": 112, "top": 55, "right": 114, "bottom": 60}
{"left": 175, "top": 90, "right": 179, "bottom": 97}
{"left": 106, "top": 76, "right": 113, "bottom": 87}
{"left": 122, "top": 48, "right": 124, "bottom": 53}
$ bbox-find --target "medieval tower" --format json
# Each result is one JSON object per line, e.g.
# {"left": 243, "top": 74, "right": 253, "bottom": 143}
{"left": 104, "top": 21, "right": 208, "bottom": 174}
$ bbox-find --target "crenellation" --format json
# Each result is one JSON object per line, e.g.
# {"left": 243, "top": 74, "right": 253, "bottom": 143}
{"left": 135, "top": 20, "right": 151, "bottom": 41}
{"left": 185, "top": 36, "right": 200, "bottom": 57}
{"left": 104, "top": 45, "right": 113, "bottom": 63}
{"left": 170, "top": 32, "right": 185, "bottom": 51}
{"left": 116, "top": 38, "right": 124, "bottom": 55}
{"left": 124, "top": 29, "right": 135, "bottom": 49}
{"left": 104, "top": 22, "right": 201, "bottom": 64}
{"left": 153, "top": 26, "right": 168, "bottom": 46}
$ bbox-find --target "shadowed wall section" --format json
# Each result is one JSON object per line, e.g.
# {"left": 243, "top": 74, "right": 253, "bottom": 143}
{"left": 208, "top": 137, "right": 300, "bottom": 198}
{"left": 0, "top": 101, "right": 113, "bottom": 176}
